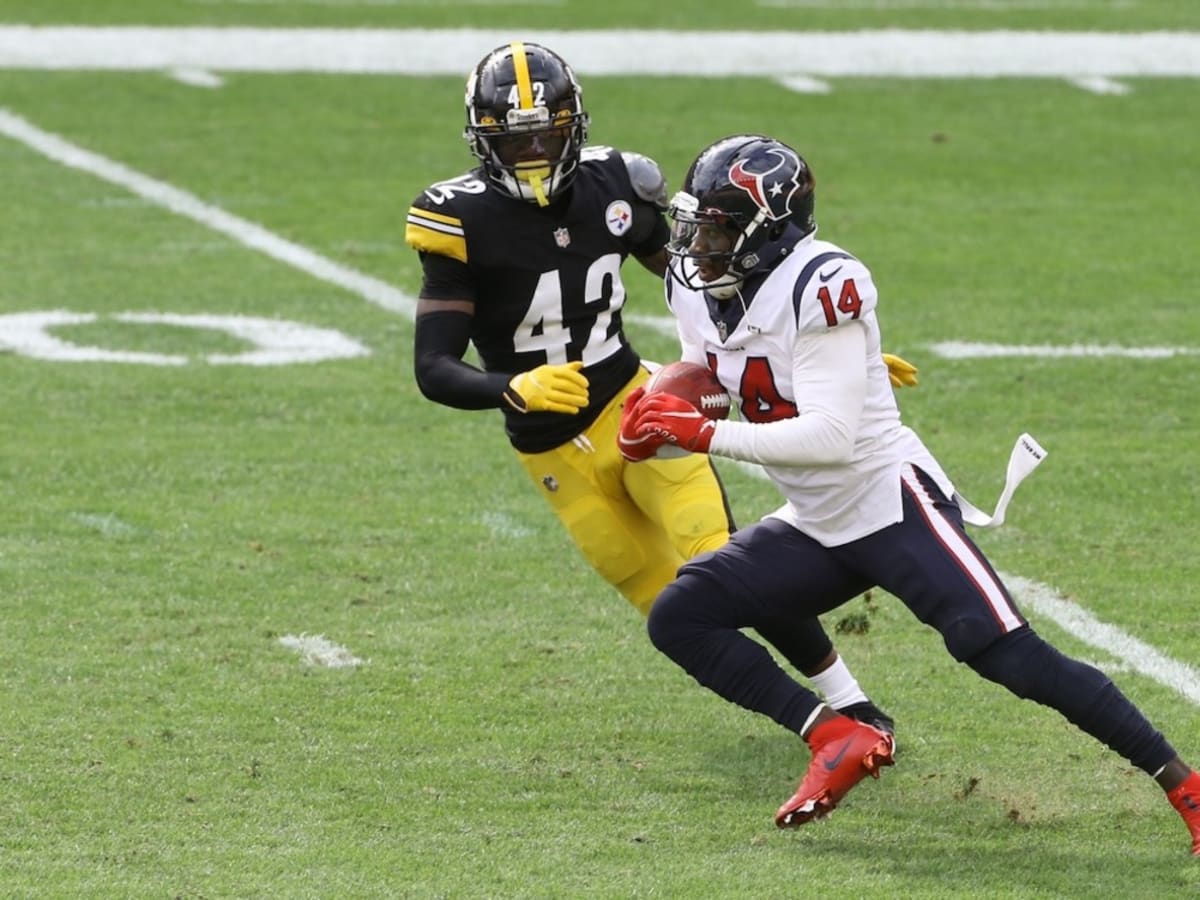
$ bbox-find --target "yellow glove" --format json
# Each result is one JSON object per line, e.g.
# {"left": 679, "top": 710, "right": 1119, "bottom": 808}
{"left": 883, "top": 352, "right": 919, "bottom": 389}
{"left": 504, "top": 361, "right": 589, "bottom": 414}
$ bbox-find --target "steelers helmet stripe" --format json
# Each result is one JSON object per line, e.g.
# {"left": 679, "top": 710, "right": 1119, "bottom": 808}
{"left": 509, "top": 41, "right": 534, "bottom": 109}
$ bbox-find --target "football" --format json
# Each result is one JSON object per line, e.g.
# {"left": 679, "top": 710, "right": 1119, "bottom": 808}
{"left": 644, "top": 361, "right": 731, "bottom": 420}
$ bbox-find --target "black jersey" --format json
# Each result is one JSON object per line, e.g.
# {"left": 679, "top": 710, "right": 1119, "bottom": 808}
{"left": 406, "top": 146, "right": 669, "bottom": 453}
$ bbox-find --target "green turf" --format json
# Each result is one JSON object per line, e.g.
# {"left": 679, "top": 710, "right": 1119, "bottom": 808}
{"left": 3, "top": 6, "right": 1200, "bottom": 899}
{"left": 3, "top": 0, "right": 1199, "bottom": 30}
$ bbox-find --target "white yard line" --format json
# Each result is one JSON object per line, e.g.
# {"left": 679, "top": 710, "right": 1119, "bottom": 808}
{"left": 0, "top": 109, "right": 413, "bottom": 318}
{"left": 1004, "top": 575, "right": 1200, "bottom": 706}
{"left": 2, "top": 27, "right": 1196, "bottom": 704}
{"left": 1, "top": 27, "right": 1199, "bottom": 78}
{"left": 930, "top": 341, "right": 1199, "bottom": 359}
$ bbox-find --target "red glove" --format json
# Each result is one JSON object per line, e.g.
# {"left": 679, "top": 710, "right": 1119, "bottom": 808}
{"left": 618, "top": 386, "right": 667, "bottom": 461}
{"left": 634, "top": 393, "right": 717, "bottom": 454}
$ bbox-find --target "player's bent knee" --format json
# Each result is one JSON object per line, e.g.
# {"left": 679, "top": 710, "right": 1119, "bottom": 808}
{"left": 939, "top": 615, "right": 1015, "bottom": 663}
{"left": 646, "top": 570, "right": 735, "bottom": 656}
{"left": 646, "top": 577, "right": 698, "bottom": 654}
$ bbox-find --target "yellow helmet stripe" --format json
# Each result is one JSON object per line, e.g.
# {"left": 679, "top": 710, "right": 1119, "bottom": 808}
{"left": 509, "top": 41, "right": 534, "bottom": 109}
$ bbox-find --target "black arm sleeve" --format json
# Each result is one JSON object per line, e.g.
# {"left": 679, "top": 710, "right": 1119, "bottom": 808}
{"left": 414, "top": 311, "right": 512, "bottom": 410}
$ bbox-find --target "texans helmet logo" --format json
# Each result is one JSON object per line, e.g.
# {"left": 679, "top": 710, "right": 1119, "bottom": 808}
{"left": 728, "top": 147, "right": 804, "bottom": 221}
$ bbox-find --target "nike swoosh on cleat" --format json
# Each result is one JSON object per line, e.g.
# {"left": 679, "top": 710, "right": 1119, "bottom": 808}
{"left": 818, "top": 265, "right": 843, "bottom": 283}
{"left": 823, "top": 737, "right": 855, "bottom": 771}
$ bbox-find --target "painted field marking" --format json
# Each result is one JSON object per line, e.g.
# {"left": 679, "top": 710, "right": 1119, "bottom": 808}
{"left": 777, "top": 75, "right": 833, "bottom": 95}
{"left": 168, "top": 67, "right": 224, "bottom": 88}
{"left": 69, "top": 512, "right": 137, "bottom": 537}
{"left": 0, "top": 309, "right": 369, "bottom": 365}
{"left": 931, "top": 341, "right": 1200, "bottom": 360}
{"left": 3, "top": 75, "right": 1196, "bottom": 703}
{"left": 2, "top": 27, "right": 1199, "bottom": 79}
{"left": 1069, "top": 75, "right": 1132, "bottom": 96}
{"left": 278, "top": 634, "right": 365, "bottom": 668}
{"left": 633, "top": 318, "right": 1200, "bottom": 361}
{"left": 1005, "top": 575, "right": 1200, "bottom": 706}
{"left": 624, "top": 313, "right": 679, "bottom": 339}
{"left": 0, "top": 109, "right": 413, "bottom": 319}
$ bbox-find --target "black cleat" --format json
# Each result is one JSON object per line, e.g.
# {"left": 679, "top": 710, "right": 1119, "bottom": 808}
{"left": 836, "top": 701, "right": 895, "bottom": 738}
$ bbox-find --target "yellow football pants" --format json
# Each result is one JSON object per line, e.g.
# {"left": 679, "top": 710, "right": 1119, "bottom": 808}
{"left": 515, "top": 367, "right": 733, "bottom": 616}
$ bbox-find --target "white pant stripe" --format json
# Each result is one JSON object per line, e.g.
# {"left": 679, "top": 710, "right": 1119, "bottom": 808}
{"left": 901, "top": 464, "right": 1023, "bottom": 633}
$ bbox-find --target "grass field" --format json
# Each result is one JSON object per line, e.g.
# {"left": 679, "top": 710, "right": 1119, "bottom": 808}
{"left": 3, "top": 3, "right": 1200, "bottom": 897}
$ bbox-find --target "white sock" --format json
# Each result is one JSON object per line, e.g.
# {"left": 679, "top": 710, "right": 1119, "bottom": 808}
{"left": 808, "top": 655, "right": 869, "bottom": 710}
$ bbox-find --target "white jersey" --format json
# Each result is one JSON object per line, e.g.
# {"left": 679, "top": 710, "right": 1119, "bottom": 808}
{"left": 665, "top": 231, "right": 955, "bottom": 546}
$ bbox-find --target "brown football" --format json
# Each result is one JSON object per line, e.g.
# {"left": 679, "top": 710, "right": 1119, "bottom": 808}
{"left": 644, "top": 361, "right": 731, "bottom": 420}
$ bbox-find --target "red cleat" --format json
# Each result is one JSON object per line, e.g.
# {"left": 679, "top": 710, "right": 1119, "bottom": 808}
{"left": 1167, "top": 771, "right": 1200, "bottom": 856}
{"left": 775, "top": 714, "right": 895, "bottom": 828}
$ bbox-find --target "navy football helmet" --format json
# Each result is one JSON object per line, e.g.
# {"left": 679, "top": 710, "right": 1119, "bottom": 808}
{"left": 667, "top": 134, "right": 816, "bottom": 297}
{"left": 464, "top": 42, "right": 590, "bottom": 206}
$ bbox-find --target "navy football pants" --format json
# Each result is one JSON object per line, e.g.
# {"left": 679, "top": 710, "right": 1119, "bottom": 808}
{"left": 647, "top": 465, "right": 1175, "bottom": 775}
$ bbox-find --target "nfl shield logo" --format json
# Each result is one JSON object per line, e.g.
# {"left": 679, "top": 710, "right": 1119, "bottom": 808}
{"left": 554, "top": 227, "right": 571, "bottom": 248}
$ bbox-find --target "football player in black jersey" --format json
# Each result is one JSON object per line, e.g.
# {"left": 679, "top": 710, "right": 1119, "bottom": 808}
{"left": 405, "top": 41, "right": 912, "bottom": 729}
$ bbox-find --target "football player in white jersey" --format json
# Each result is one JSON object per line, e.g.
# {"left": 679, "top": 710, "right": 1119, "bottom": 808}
{"left": 407, "top": 44, "right": 912, "bottom": 731}
{"left": 619, "top": 133, "right": 1200, "bottom": 852}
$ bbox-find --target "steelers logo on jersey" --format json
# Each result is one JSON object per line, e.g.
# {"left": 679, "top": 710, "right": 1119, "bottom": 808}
{"left": 605, "top": 200, "right": 633, "bottom": 236}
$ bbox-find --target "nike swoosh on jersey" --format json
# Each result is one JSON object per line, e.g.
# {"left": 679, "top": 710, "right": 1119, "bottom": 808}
{"left": 818, "top": 264, "right": 843, "bottom": 283}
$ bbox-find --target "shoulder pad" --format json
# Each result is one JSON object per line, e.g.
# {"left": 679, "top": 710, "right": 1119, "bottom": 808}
{"left": 621, "top": 151, "right": 668, "bottom": 210}
{"left": 403, "top": 173, "right": 487, "bottom": 264}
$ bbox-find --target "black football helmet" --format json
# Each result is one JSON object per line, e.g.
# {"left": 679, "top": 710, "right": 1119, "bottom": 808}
{"left": 667, "top": 134, "right": 816, "bottom": 297}
{"left": 464, "top": 41, "right": 590, "bottom": 207}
